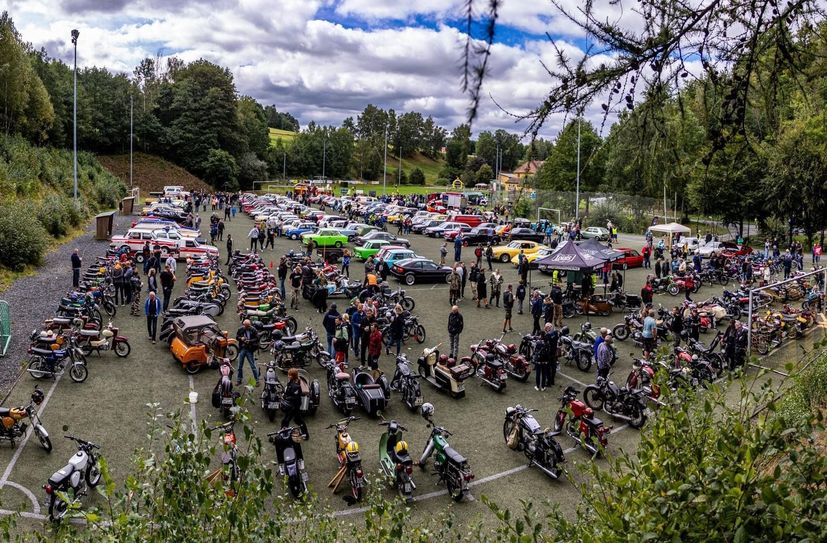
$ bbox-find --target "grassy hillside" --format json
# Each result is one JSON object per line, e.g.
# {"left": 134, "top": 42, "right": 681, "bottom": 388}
{"left": 98, "top": 153, "right": 212, "bottom": 195}
{"left": 393, "top": 151, "right": 444, "bottom": 183}
{"left": 269, "top": 128, "right": 297, "bottom": 146}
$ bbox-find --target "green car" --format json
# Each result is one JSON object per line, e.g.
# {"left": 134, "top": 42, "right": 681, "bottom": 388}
{"left": 354, "top": 240, "right": 391, "bottom": 260}
{"left": 301, "top": 228, "right": 348, "bottom": 248}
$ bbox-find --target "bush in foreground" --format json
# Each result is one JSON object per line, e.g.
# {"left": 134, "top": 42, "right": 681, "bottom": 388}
{"left": 0, "top": 204, "right": 49, "bottom": 270}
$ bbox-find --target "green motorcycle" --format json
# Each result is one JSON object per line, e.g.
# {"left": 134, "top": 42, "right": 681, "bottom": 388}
{"left": 378, "top": 420, "right": 415, "bottom": 503}
{"left": 417, "top": 403, "right": 473, "bottom": 502}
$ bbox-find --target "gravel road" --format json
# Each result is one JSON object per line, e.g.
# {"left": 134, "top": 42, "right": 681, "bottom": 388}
{"left": 0, "top": 213, "right": 132, "bottom": 397}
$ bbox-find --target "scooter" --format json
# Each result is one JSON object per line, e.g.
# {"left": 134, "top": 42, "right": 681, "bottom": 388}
{"left": 0, "top": 387, "right": 51, "bottom": 452}
{"left": 416, "top": 345, "right": 472, "bottom": 399}
{"left": 389, "top": 354, "right": 423, "bottom": 410}
{"left": 75, "top": 322, "right": 131, "bottom": 358}
{"left": 378, "top": 420, "right": 415, "bottom": 503}
{"left": 418, "top": 403, "right": 473, "bottom": 502}
{"left": 552, "top": 386, "right": 610, "bottom": 457}
{"left": 463, "top": 340, "right": 507, "bottom": 392}
{"left": 44, "top": 435, "right": 102, "bottom": 521}
{"left": 326, "top": 416, "right": 366, "bottom": 503}
{"left": 503, "top": 405, "right": 564, "bottom": 479}
{"left": 260, "top": 360, "right": 283, "bottom": 422}
{"left": 268, "top": 426, "right": 308, "bottom": 499}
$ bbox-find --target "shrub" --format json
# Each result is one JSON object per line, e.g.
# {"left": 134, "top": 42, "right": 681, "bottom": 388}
{"left": 91, "top": 175, "right": 127, "bottom": 210}
{"left": 0, "top": 204, "right": 49, "bottom": 270}
{"left": 409, "top": 167, "right": 426, "bottom": 185}
{"left": 36, "top": 194, "right": 84, "bottom": 237}
{"left": 435, "top": 177, "right": 450, "bottom": 186}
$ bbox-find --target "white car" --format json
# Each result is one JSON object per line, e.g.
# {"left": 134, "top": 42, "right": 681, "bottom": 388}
{"left": 696, "top": 241, "right": 725, "bottom": 258}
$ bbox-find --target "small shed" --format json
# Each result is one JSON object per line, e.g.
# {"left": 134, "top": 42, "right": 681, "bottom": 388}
{"left": 95, "top": 211, "right": 116, "bottom": 240}
{"left": 121, "top": 196, "right": 135, "bottom": 215}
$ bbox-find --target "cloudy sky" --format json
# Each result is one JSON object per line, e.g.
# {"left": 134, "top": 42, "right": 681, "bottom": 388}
{"left": 4, "top": 0, "right": 635, "bottom": 138}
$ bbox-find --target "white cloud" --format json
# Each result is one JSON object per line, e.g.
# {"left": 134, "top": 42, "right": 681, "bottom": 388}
{"left": 2, "top": 0, "right": 621, "bottom": 138}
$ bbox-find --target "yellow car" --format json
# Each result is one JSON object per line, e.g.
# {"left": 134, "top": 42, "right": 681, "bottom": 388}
{"left": 511, "top": 246, "right": 554, "bottom": 268}
{"left": 491, "top": 241, "right": 548, "bottom": 263}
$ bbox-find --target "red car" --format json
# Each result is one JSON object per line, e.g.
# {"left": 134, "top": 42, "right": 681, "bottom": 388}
{"left": 720, "top": 241, "right": 753, "bottom": 257}
{"left": 613, "top": 247, "right": 644, "bottom": 270}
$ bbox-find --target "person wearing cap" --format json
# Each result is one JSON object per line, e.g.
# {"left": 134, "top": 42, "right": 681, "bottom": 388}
{"left": 594, "top": 327, "right": 608, "bottom": 359}
{"left": 596, "top": 334, "right": 614, "bottom": 379}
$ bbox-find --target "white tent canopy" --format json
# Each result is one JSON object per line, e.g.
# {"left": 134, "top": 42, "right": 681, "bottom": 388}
{"left": 648, "top": 222, "right": 691, "bottom": 247}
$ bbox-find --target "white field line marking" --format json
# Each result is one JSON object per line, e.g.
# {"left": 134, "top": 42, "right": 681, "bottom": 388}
{"left": 0, "top": 373, "right": 62, "bottom": 488}
{"left": 4, "top": 481, "right": 40, "bottom": 515}
{"left": 557, "top": 370, "right": 588, "bottom": 388}
{"left": 332, "top": 424, "right": 631, "bottom": 517}
{"left": 188, "top": 375, "right": 198, "bottom": 438}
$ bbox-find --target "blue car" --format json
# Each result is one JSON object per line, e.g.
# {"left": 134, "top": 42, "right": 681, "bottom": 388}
{"left": 285, "top": 223, "right": 317, "bottom": 240}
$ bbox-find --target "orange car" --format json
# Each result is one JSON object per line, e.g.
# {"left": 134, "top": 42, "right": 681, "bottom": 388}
{"left": 167, "top": 315, "right": 238, "bottom": 374}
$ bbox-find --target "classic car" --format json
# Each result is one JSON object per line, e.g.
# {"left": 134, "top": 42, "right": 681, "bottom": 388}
{"left": 490, "top": 241, "right": 548, "bottom": 263}
{"left": 301, "top": 228, "right": 349, "bottom": 248}
{"left": 168, "top": 315, "right": 238, "bottom": 374}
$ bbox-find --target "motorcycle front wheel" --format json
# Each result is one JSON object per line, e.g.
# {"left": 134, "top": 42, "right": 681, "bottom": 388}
{"left": 577, "top": 351, "right": 592, "bottom": 372}
{"left": 87, "top": 462, "right": 102, "bottom": 487}
{"left": 114, "top": 340, "right": 131, "bottom": 358}
{"left": 413, "top": 324, "right": 426, "bottom": 344}
{"left": 284, "top": 317, "right": 298, "bottom": 336}
{"left": 103, "top": 301, "right": 117, "bottom": 317}
{"left": 69, "top": 363, "right": 88, "bottom": 383}
{"left": 225, "top": 344, "right": 239, "bottom": 362}
{"left": 611, "top": 324, "right": 629, "bottom": 341}
{"left": 400, "top": 297, "right": 415, "bottom": 312}
{"left": 34, "top": 424, "right": 52, "bottom": 452}
{"left": 502, "top": 417, "right": 516, "bottom": 444}
{"left": 583, "top": 386, "right": 605, "bottom": 411}
{"left": 628, "top": 404, "right": 647, "bottom": 429}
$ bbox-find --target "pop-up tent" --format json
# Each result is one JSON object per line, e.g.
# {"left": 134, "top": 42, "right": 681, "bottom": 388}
{"left": 578, "top": 238, "right": 625, "bottom": 263}
{"left": 535, "top": 240, "right": 606, "bottom": 271}
{"left": 649, "top": 222, "right": 691, "bottom": 247}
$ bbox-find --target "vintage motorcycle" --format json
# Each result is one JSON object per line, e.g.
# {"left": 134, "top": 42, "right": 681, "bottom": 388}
{"left": 273, "top": 328, "right": 325, "bottom": 370}
{"left": 44, "top": 435, "right": 102, "bottom": 521}
{"left": 0, "top": 387, "right": 51, "bottom": 452}
{"left": 269, "top": 426, "right": 308, "bottom": 499}
{"left": 552, "top": 386, "right": 611, "bottom": 457}
{"left": 463, "top": 341, "right": 507, "bottom": 392}
{"left": 260, "top": 360, "right": 284, "bottom": 422}
{"left": 482, "top": 336, "right": 531, "bottom": 382}
{"left": 27, "top": 334, "right": 88, "bottom": 383}
{"left": 326, "top": 416, "right": 366, "bottom": 503}
{"left": 417, "top": 345, "right": 473, "bottom": 399}
{"left": 351, "top": 366, "right": 390, "bottom": 417}
{"left": 503, "top": 405, "right": 564, "bottom": 480}
{"left": 418, "top": 403, "right": 473, "bottom": 502}
{"left": 212, "top": 360, "right": 239, "bottom": 419}
{"left": 75, "top": 322, "right": 131, "bottom": 358}
{"left": 583, "top": 376, "right": 648, "bottom": 428}
{"left": 389, "top": 354, "right": 423, "bottom": 411}
{"left": 378, "top": 420, "right": 415, "bottom": 503}
{"left": 323, "top": 358, "right": 358, "bottom": 416}
{"left": 558, "top": 327, "right": 594, "bottom": 372}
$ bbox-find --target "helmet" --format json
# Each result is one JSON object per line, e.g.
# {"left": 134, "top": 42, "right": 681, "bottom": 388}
{"left": 395, "top": 440, "right": 409, "bottom": 454}
{"left": 420, "top": 402, "right": 434, "bottom": 419}
{"left": 581, "top": 322, "right": 592, "bottom": 331}
{"left": 31, "top": 388, "right": 44, "bottom": 405}
{"left": 438, "top": 354, "right": 449, "bottom": 365}
{"left": 560, "top": 326, "right": 570, "bottom": 336}
{"left": 345, "top": 441, "right": 360, "bottom": 454}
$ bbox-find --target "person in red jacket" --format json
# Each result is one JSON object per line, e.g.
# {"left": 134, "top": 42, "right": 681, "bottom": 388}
{"left": 367, "top": 325, "right": 384, "bottom": 374}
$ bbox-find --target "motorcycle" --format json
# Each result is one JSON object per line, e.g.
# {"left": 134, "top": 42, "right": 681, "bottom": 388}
{"left": 323, "top": 358, "right": 358, "bottom": 416}
{"left": 583, "top": 376, "right": 648, "bottom": 428}
{"left": 483, "top": 336, "right": 531, "bottom": 382}
{"left": 326, "top": 416, "right": 366, "bottom": 503}
{"left": 378, "top": 420, "right": 415, "bottom": 503}
{"left": 667, "top": 274, "right": 700, "bottom": 296}
{"left": 273, "top": 328, "right": 325, "bottom": 370}
{"left": 417, "top": 345, "right": 472, "bottom": 399}
{"left": 260, "top": 360, "right": 284, "bottom": 422}
{"left": 268, "top": 426, "right": 308, "bottom": 499}
{"left": 211, "top": 360, "right": 239, "bottom": 419}
{"left": 44, "top": 435, "right": 102, "bottom": 521}
{"left": 503, "top": 405, "right": 564, "bottom": 480}
{"left": 389, "top": 354, "right": 424, "bottom": 410}
{"left": 205, "top": 421, "right": 240, "bottom": 498}
{"left": 27, "top": 335, "right": 88, "bottom": 383}
{"left": 685, "top": 331, "right": 725, "bottom": 377}
{"left": 0, "top": 387, "right": 51, "bottom": 452}
{"left": 463, "top": 341, "right": 507, "bottom": 392}
{"left": 552, "top": 386, "right": 610, "bottom": 457}
{"left": 626, "top": 359, "right": 663, "bottom": 406}
{"left": 559, "top": 327, "right": 594, "bottom": 372}
{"left": 611, "top": 313, "right": 642, "bottom": 342}
{"left": 351, "top": 366, "right": 390, "bottom": 417}
{"left": 418, "top": 403, "right": 473, "bottom": 502}
{"left": 75, "top": 322, "right": 131, "bottom": 358}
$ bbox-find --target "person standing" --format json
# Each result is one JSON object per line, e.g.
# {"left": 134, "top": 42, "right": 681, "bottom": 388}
{"left": 112, "top": 263, "right": 125, "bottom": 306}
{"left": 448, "top": 267, "right": 461, "bottom": 306}
{"left": 225, "top": 234, "right": 233, "bottom": 265}
{"left": 144, "top": 291, "right": 162, "bottom": 344}
{"left": 641, "top": 308, "right": 657, "bottom": 359}
{"left": 502, "top": 284, "right": 514, "bottom": 333}
{"left": 532, "top": 331, "right": 548, "bottom": 391}
{"left": 360, "top": 307, "right": 376, "bottom": 365}
{"left": 454, "top": 235, "right": 463, "bottom": 262}
{"left": 544, "top": 323, "right": 559, "bottom": 386}
{"left": 351, "top": 303, "right": 365, "bottom": 357}
{"left": 485, "top": 243, "right": 494, "bottom": 271}
{"left": 280, "top": 368, "right": 308, "bottom": 439}
{"left": 476, "top": 268, "right": 488, "bottom": 308}
{"left": 277, "top": 257, "right": 288, "bottom": 299}
{"left": 388, "top": 305, "right": 405, "bottom": 356}
{"left": 289, "top": 265, "right": 302, "bottom": 310}
{"left": 129, "top": 269, "right": 142, "bottom": 316}
{"left": 474, "top": 245, "right": 483, "bottom": 267}
{"left": 146, "top": 268, "right": 158, "bottom": 294}
{"left": 550, "top": 283, "right": 563, "bottom": 329}
{"left": 165, "top": 254, "right": 177, "bottom": 275}
{"left": 217, "top": 219, "right": 225, "bottom": 241}
{"left": 593, "top": 328, "right": 607, "bottom": 360}
{"left": 530, "top": 290, "right": 543, "bottom": 335}
{"left": 596, "top": 334, "right": 614, "bottom": 379}
{"left": 489, "top": 269, "right": 503, "bottom": 307}
{"left": 641, "top": 244, "right": 651, "bottom": 269}
{"left": 141, "top": 242, "right": 151, "bottom": 274}
{"left": 71, "top": 249, "right": 82, "bottom": 288}
{"left": 235, "top": 319, "right": 261, "bottom": 386}
{"left": 458, "top": 261, "right": 467, "bottom": 299}
{"left": 341, "top": 250, "right": 351, "bottom": 278}
{"left": 516, "top": 281, "right": 526, "bottom": 314}
{"left": 469, "top": 262, "right": 479, "bottom": 301}
{"left": 439, "top": 243, "right": 448, "bottom": 266}
{"left": 367, "top": 324, "right": 383, "bottom": 370}
{"left": 323, "top": 303, "right": 341, "bottom": 355}
{"left": 447, "top": 305, "right": 464, "bottom": 359}
{"left": 248, "top": 225, "right": 260, "bottom": 252}
{"left": 160, "top": 265, "right": 176, "bottom": 312}
{"left": 123, "top": 263, "right": 134, "bottom": 306}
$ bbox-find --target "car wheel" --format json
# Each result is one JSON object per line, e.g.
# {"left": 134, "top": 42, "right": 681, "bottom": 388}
{"left": 291, "top": 234, "right": 298, "bottom": 240}
{"left": 622, "top": 263, "right": 628, "bottom": 270}
{"left": 334, "top": 241, "right": 342, "bottom": 248}
{"left": 405, "top": 274, "right": 416, "bottom": 286}
{"left": 500, "top": 254, "right": 510, "bottom": 263}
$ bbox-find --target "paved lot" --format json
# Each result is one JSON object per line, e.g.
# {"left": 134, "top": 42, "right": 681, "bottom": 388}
{"left": 0, "top": 205, "right": 822, "bottom": 528}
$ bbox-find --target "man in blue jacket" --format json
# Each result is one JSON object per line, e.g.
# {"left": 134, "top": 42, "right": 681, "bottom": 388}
{"left": 322, "top": 303, "right": 341, "bottom": 355}
{"left": 144, "top": 291, "right": 162, "bottom": 344}
{"left": 530, "top": 290, "right": 543, "bottom": 335}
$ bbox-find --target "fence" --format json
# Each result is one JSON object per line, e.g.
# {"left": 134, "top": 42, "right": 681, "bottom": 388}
{"left": 0, "top": 300, "right": 9, "bottom": 357}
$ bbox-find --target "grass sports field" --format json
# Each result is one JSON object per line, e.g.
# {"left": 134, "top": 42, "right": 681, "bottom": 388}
{"left": 0, "top": 206, "right": 822, "bottom": 530}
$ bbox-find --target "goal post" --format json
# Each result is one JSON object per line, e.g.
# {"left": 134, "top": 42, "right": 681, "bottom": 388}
{"left": 537, "top": 207, "right": 561, "bottom": 226}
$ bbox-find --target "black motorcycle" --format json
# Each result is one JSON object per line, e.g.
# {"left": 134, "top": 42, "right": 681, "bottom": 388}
{"left": 273, "top": 327, "right": 326, "bottom": 370}
{"left": 268, "top": 426, "right": 308, "bottom": 499}
{"left": 323, "top": 358, "right": 358, "bottom": 416}
{"left": 583, "top": 377, "right": 648, "bottom": 428}
{"left": 685, "top": 331, "right": 725, "bottom": 377}
{"left": 390, "top": 354, "right": 423, "bottom": 411}
{"left": 503, "top": 405, "right": 564, "bottom": 479}
{"left": 260, "top": 360, "right": 283, "bottom": 422}
{"left": 559, "top": 327, "right": 593, "bottom": 372}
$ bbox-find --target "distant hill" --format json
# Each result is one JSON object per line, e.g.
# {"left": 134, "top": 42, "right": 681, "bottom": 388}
{"left": 97, "top": 153, "right": 212, "bottom": 194}
{"left": 393, "top": 152, "right": 444, "bottom": 183}
{"left": 269, "top": 128, "right": 297, "bottom": 146}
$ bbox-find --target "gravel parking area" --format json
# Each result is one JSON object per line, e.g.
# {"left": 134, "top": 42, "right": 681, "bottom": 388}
{"left": 0, "top": 213, "right": 132, "bottom": 397}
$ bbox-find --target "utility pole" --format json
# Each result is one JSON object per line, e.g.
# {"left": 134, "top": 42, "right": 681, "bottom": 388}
{"left": 322, "top": 137, "right": 327, "bottom": 181}
{"left": 383, "top": 124, "right": 388, "bottom": 196}
{"left": 495, "top": 143, "right": 500, "bottom": 179}
{"left": 129, "top": 93, "right": 133, "bottom": 188}
{"left": 282, "top": 149, "right": 286, "bottom": 181}
{"left": 397, "top": 134, "right": 402, "bottom": 187}
{"left": 574, "top": 115, "right": 581, "bottom": 220}
{"left": 71, "top": 29, "right": 79, "bottom": 202}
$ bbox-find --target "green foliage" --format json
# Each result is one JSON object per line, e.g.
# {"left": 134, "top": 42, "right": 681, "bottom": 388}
{"left": 203, "top": 148, "right": 240, "bottom": 191}
{"left": 36, "top": 194, "right": 83, "bottom": 237}
{"left": 476, "top": 164, "right": 494, "bottom": 184}
{"left": 0, "top": 203, "right": 49, "bottom": 270}
{"left": 264, "top": 105, "right": 300, "bottom": 132}
{"left": 535, "top": 119, "right": 604, "bottom": 191}
{"left": 435, "top": 177, "right": 451, "bottom": 186}
{"left": 409, "top": 167, "right": 426, "bottom": 185}
{"left": 776, "top": 341, "right": 827, "bottom": 427}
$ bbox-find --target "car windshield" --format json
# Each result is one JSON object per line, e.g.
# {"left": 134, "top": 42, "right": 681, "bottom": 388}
{"left": 507, "top": 242, "right": 521, "bottom": 248}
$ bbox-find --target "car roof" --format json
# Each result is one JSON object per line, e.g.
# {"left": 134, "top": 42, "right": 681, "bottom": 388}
{"left": 175, "top": 315, "right": 217, "bottom": 329}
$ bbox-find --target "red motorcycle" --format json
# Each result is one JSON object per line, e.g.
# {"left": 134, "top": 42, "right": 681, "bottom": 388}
{"left": 667, "top": 274, "right": 700, "bottom": 296}
{"left": 626, "top": 359, "right": 662, "bottom": 406}
{"left": 552, "top": 386, "right": 610, "bottom": 456}
{"left": 481, "top": 337, "right": 531, "bottom": 382}
{"left": 461, "top": 341, "right": 507, "bottom": 392}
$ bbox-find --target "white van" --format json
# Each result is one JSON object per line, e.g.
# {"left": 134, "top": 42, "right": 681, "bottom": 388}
{"left": 163, "top": 185, "right": 184, "bottom": 197}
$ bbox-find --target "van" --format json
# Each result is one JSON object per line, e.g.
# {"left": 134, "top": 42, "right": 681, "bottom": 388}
{"left": 163, "top": 185, "right": 184, "bottom": 197}
{"left": 447, "top": 214, "right": 483, "bottom": 228}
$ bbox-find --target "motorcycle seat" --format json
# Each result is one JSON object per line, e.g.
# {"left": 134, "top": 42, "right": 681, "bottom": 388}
{"left": 280, "top": 335, "right": 298, "bottom": 343}
{"left": 443, "top": 446, "right": 466, "bottom": 465}
{"left": 394, "top": 452, "right": 412, "bottom": 464}
{"left": 0, "top": 408, "right": 9, "bottom": 416}
{"left": 52, "top": 317, "right": 72, "bottom": 325}
{"left": 31, "top": 347, "right": 58, "bottom": 356}
{"left": 48, "top": 464, "right": 75, "bottom": 486}
{"left": 335, "top": 372, "right": 350, "bottom": 381}
{"left": 486, "top": 358, "right": 503, "bottom": 369}
{"left": 79, "top": 329, "right": 99, "bottom": 337}
{"left": 361, "top": 383, "right": 381, "bottom": 390}
{"left": 584, "top": 416, "right": 603, "bottom": 427}
{"left": 283, "top": 343, "right": 302, "bottom": 351}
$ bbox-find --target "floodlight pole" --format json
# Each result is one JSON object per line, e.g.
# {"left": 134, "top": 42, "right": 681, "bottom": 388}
{"left": 129, "top": 93, "right": 133, "bottom": 188}
{"left": 575, "top": 116, "right": 581, "bottom": 220}
{"left": 383, "top": 124, "right": 388, "bottom": 196}
{"left": 71, "top": 29, "right": 79, "bottom": 202}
